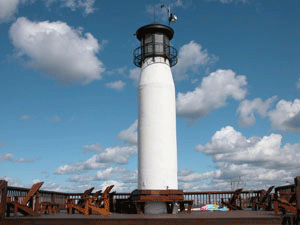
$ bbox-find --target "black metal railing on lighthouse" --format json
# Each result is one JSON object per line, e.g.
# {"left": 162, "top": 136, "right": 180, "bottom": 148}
{"left": 133, "top": 42, "right": 177, "bottom": 67}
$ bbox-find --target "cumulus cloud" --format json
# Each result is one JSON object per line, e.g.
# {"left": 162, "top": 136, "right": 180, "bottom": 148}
{"left": 66, "top": 168, "right": 137, "bottom": 191}
{"left": 81, "top": 143, "right": 104, "bottom": 154}
{"left": 105, "top": 80, "right": 126, "bottom": 91}
{"left": 268, "top": 99, "right": 300, "bottom": 132}
{"left": 117, "top": 120, "right": 138, "bottom": 145}
{"left": 129, "top": 68, "right": 140, "bottom": 86}
{"left": 0, "top": 0, "right": 20, "bottom": 23}
{"left": 205, "top": 0, "right": 249, "bottom": 4}
{"left": 178, "top": 126, "right": 300, "bottom": 191}
{"left": 237, "top": 96, "right": 277, "bottom": 126}
{"left": 96, "top": 145, "right": 137, "bottom": 164}
{"left": 0, "top": 153, "right": 14, "bottom": 161}
{"left": 99, "top": 180, "right": 137, "bottom": 192}
{"left": 196, "top": 126, "right": 300, "bottom": 169}
{"left": 54, "top": 154, "right": 108, "bottom": 174}
{"left": 9, "top": 17, "right": 105, "bottom": 84}
{"left": 94, "top": 167, "right": 126, "bottom": 180}
{"left": 45, "top": 0, "right": 97, "bottom": 14}
{"left": 173, "top": 41, "right": 217, "bottom": 81}
{"left": 0, "top": 153, "right": 38, "bottom": 163}
{"left": 106, "top": 66, "right": 127, "bottom": 76}
{"left": 178, "top": 169, "right": 220, "bottom": 183}
{"left": 176, "top": 69, "right": 247, "bottom": 122}
{"left": 55, "top": 145, "right": 137, "bottom": 175}
{"left": 0, "top": 176, "right": 22, "bottom": 187}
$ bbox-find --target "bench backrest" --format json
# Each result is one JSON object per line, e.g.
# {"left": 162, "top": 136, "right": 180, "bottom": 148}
{"left": 21, "top": 182, "right": 43, "bottom": 206}
{"left": 229, "top": 189, "right": 243, "bottom": 204}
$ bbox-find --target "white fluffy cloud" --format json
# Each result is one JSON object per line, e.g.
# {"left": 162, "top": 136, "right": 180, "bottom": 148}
{"left": 178, "top": 169, "right": 220, "bottom": 183}
{"left": 0, "top": 153, "right": 14, "bottom": 161}
{"left": 81, "top": 143, "right": 104, "bottom": 154}
{"left": 268, "top": 99, "right": 300, "bottom": 132}
{"left": 129, "top": 68, "right": 140, "bottom": 86}
{"left": 196, "top": 126, "right": 300, "bottom": 169}
{"left": 0, "top": 0, "right": 20, "bottom": 23}
{"left": 99, "top": 180, "right": 136, "bottom": 192}
{"left": 66, "top": 168, "right": 138, "bottom": 192}
{"left": 96, "top": 145, "right": 137, "bottom": 164}
{"left": 9, "top": 17, "right": 105, "bottom": 84}
{"left": 54, "top": 155, "right": 108, "bottom": 174}
{"left": 45, "top": 0, "right": 96, "bottom": 14}
{"left": 117, "top": 120, "right": 138, "bottom": 145}
{"left": 237, "top": 96, "right": 277, "bottom": 126}
{"left": 55, "top": 145, "right": 137, "bottom": 174}
{"left": 177, "top": 126, "right": 300, "bottom": 191}
{"left": 206, "top": 0, "right": 249, "bottom": 4}
{"left": 105, "top": 80, "right": 126, "bottom": 91}
{"left": 176, "top": 69, "right": 247, "bottom": 122}
{"left": 0, "top": 176, "right": 22, "bottom": 187}
{"left": 172, "top": 41, "right": 217, "bottom": 81}
{"left": 0, "top": 153, "right": 38, "bottom": 163}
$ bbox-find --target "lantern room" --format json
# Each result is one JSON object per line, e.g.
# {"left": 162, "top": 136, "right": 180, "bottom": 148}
{"left": 133, "top": 23, "right": 177, "bottom": 67}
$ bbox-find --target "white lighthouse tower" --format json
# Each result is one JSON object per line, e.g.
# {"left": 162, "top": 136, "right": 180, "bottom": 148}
{"left": 134, "top": 23, "right": 178, "bottom": 214}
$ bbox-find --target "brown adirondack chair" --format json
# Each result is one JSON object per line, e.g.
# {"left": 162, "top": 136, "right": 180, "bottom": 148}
{"left": 67, "top": 187, "right": 94, "bottom": 214}
{"left": 87, "top": 185, "right": 114, "bottom": 215}
{"left": 67, "top": 185, "right": 114, "bottom": 215}
{"left": 6, "top": 182, "right": 43, "bottom": 217}
{"left": 273, "top": 178, "right": 299, "bottom": 216}
{"left": 252, "top": 185, "right": 274, "bottom": 211}
{"left": 221, "top": 188, "right": 243, "bottom": 210}
{"left": 273, "top": 177, "right": 300, "bottom": 225}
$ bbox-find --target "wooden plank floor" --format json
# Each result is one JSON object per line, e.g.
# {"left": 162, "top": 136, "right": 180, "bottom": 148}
{"left": 2, "top": 210, "right": 286, "bottom": 225}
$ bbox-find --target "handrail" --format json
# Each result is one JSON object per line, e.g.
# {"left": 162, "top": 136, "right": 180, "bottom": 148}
{"left": 6, "top": 185, "right": 263, "bottom": 209}
{"left": 133, "top": 42, "right": 177, "bottom": 67}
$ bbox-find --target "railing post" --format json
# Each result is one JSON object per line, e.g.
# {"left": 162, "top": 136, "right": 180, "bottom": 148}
{"left": 51, "top": 193, "right": 55, "bottom": 203}
{"left": 0, "top": 180, "right": 8, "bottom": 221}
{"left": 35, "top": 192, "right": 39, "bottom": 212}
{"left": 208, "top": 193, "right": 211, "bottom": 204}
{"left": 295, "top": 176, "right": 300, "bottom": 221}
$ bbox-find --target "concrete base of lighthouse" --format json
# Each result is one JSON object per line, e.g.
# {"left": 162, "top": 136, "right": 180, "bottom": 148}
{"left": 144, "top": 202, "right": 167, "bottom": 214}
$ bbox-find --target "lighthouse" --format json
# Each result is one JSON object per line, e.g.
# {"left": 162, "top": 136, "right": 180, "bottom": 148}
{"left": 133, "top": 23, "right": 178, "bottom": 214}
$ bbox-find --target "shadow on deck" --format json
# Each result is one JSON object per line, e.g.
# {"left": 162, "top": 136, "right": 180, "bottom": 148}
{"left": 2, "top": 210, "right": 285, "bottom": 225}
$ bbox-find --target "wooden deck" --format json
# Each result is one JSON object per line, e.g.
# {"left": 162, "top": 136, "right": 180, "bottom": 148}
{"left": 2, "top": 210, "right": 288, "bottom": 225}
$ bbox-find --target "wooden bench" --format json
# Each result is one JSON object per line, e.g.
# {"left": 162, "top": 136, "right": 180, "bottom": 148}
{"left": 129, "top": 189, "right": 193, "bottom": 214}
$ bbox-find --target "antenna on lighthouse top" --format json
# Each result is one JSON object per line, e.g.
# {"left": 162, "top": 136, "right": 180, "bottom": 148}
{"left": 161, "top": 5, "right": 177, "bottom": 25}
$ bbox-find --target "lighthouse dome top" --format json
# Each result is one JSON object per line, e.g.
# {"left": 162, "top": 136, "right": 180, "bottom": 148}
{"left": 136, "top": 23, "right": 174, "bottom": 41}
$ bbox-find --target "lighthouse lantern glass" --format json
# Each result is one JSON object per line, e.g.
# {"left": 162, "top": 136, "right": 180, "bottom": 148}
{"left": 154, "top": 33, "right": 164, "bottom": 55}
{"left": 141, "top": 33, "right": 170, "bottom": 59}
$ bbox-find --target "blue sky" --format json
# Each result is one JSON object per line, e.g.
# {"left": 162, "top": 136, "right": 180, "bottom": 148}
{"left": 0, "top": 0, "right": 299, "bottom": 193}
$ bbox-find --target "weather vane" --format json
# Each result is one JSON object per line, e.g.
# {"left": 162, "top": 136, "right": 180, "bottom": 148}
{"left": 161, "top": 5, "right": 177, "bottom": 25}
